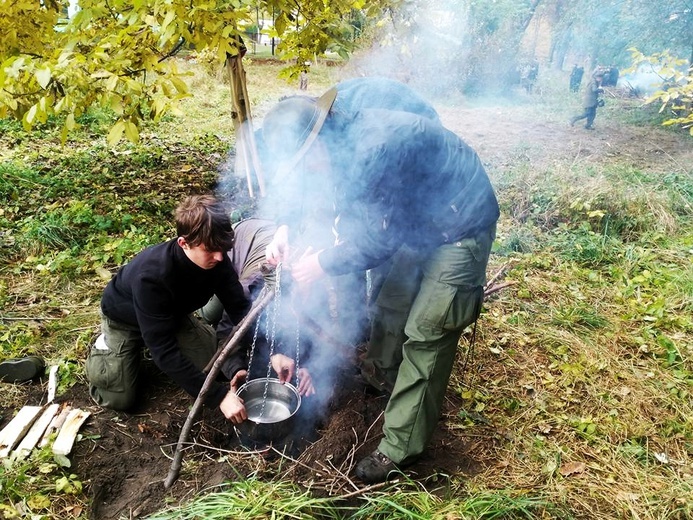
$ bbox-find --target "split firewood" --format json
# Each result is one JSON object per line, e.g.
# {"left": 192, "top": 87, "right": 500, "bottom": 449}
{"left": 0, "top": 406, "right": 43, "bottom": 458}
{"left": 40, "top": 404, "right": 72, "bottom": 447}
{"left": 15, "top": 403, "right": 60, "bottom": 459}
{"left": 52, "top": 408, "right": 90, "bottom": 456}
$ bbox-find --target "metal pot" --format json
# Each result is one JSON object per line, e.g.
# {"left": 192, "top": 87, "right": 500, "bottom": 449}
{"left": 235, "top": 378, "right": 301, "bottom": 442}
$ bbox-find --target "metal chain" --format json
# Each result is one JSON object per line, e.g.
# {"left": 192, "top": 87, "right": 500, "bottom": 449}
{"left": 245, "top": 288, "right": 266, "bottom": 380}
{"left": 294, "top": 314, "right": 300, "bottom": 388}
{"left": 259, "top": 262, "right": 282, "bottom": 419}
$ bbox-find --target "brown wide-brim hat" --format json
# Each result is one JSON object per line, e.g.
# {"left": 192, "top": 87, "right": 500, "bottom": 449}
{"left": 261, "top": 87, "right": 337, "bottom": 182}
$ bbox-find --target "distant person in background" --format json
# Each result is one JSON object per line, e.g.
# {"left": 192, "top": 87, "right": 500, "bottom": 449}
{"left": 603, "top": 65, "right": 619, "bottom": 87}
{"left": 522, "top": 59, "right": 539, "bottom": 94}
{"left": 299, "top": 62, "right": 310, "bottom": 91}
{"left": 570, "top": 69, "right": 605, "bottom": 130}
{"left": 569, "top": 65, "right": 584, "bottom": 93}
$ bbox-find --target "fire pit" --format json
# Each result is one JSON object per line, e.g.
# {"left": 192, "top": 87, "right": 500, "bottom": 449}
{"left": 235, "top": 378, "right": 301, "bottom": 442}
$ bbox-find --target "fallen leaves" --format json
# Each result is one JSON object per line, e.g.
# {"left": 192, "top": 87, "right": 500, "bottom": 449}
{"left": 559, "top": 461, "right": 586, "bottom": 477}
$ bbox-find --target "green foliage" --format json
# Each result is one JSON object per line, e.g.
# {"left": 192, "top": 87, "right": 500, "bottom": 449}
{"left": 548, "top": 222, "right": 622, "bottom": 268}
{"left": 627, "top": 48, "right": 693, "bottom": 135}
{"left": 0, "top": 445, "right": 86, "bottom": 516}
{"left": 0, "top": 321, "right": 43, "bottom": 356}
{"left": 0, "top": 0, "right": 398, "bottom": 144}
{"left": 549, "top": 304, "right": 609, "bottom": 331}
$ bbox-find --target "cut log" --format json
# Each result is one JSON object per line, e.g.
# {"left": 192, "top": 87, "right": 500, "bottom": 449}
{"left": 40, "top": 404, "right": 72, "bottom": 447}
{"left": 52, "top": 408, "right": 90, "bottom": 456}
{"left": 14, "top": 403, "right": 60, "bottom": 459}
{"left": 0, "top": 406, "right": 42, "bottom": 458}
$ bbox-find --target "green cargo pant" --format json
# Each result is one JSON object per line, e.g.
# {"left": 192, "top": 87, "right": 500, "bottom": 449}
{"left": 366, "top": 226, "right": 495, "bottom": 464}
{"left": 85, "top": 313, "right": 217, "bottom": 411}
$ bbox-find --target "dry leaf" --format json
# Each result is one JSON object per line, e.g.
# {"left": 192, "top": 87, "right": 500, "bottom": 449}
{"left": 559, "top": 461, "right": 586, "bottom": 476}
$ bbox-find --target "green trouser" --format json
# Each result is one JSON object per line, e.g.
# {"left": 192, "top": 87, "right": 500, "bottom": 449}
{"left": 368, "top": 226, "right": 495, "bottom": 464}
{"left": 85, "top": 313, "right": 217, "bottom": 411}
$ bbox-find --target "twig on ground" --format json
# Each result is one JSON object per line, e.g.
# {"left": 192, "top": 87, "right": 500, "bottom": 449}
{"left": 485, "top": 259, "right": 518, "bottom": 288}
{"left": 484, "top": 260, "right": 518, "bottom": 297}
{"left": 334, "top": 480, "right": 395, "bottom": 500}
{"left": 0, "top": 315, "right": 58, "bottom": 321}
{"left": 484, "top": 281, "right": 518, "bottom": 297}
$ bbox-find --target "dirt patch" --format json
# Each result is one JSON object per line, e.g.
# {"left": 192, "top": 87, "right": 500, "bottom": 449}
{"left": 2, "top": 354, "right": 487, "bottom": 519}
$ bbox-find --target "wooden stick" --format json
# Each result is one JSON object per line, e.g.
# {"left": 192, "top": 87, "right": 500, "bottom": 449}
{"left": 334, "top": 480, "right": 393, "bottom": 500}
{"left": 46, "top": 365, "right": 59, "bottom": 403}
{"left": 0, "top": 316, "right": 58, "bottom": 321}
{"left": 485, "top": 259, "right": 517, "bottom": 289}
{"left": 164, "top": 287, "right": 276, "bottom": 489}
{"left": 484, "top": 281, "right": 518, "bottom": 297}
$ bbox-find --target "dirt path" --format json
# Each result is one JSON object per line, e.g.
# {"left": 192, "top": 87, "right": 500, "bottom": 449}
{"left": 438, "top": 102, "right": 693, "bottom": 175}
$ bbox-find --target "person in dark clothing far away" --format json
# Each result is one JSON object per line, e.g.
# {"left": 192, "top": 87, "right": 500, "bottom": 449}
{"left": 570, "top": 69, "right": 605, "bottom": 129}
{"left": 86, "top": 194, "right": 253, "bottom": 424}
{"left": 569, "top": 64, "right": 584, "bottom": 93}
{"left": 259, "top": 77, "right": 500, "bottom": 483}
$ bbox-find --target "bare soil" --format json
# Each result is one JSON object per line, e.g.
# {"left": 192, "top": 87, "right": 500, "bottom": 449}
{"left": 2, "top": 91, "right": 691, "bottom": 520}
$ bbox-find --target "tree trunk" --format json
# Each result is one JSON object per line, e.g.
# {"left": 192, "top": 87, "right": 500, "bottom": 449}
{"left": 225, "top": 36, "right": 265, "bottom": 197}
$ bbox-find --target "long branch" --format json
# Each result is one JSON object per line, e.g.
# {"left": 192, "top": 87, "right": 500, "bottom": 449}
{"left": 164, "top": 287, "right": 276, "bottom": 489}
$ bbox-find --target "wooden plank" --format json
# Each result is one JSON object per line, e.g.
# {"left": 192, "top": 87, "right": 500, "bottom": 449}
{"left": 14, "top": 403, "right": 60, "bottom": 460}
{"left": 40, "top": 404, "right": 72, "bottom": 447}
{"left": 0, "top": 406, "right": 42, "bottom": 458}
{"left": 52, "top": 409, "right": 90, "bottom": 456}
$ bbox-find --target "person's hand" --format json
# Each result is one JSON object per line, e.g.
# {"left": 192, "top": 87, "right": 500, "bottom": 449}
{"left": 230, "top": 369, "right": 247, "bottom": 392}
{"left": 270, "top": 353, "right": 295, "bottom": 384}
{"left": 265, "top": 225, "right": 290, "bottom": 265}
{"left": 219, "top": 388, "right": 247, "bottom": 424}
{"left": 297, "top": 367, "right": 316, "bottom": 397}
{"left": 290, "top": 248, "right": 326, "bottom": 286}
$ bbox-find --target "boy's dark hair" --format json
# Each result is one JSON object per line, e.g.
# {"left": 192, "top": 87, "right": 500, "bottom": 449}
{"left": 175, "top": 194, "right": 235, "bottom": 252}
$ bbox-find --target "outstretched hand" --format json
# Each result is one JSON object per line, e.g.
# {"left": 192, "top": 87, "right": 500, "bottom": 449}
{"left": 230, "top": 369, "right": 247, "bottom": 392}
{"left": 270, "top": 354, "right": 316, "bottom": 397}
{"left": 270, "top": 353, "right": 295, "bottom": 384}
{"left": 265, "top": 225, "right": 290, "bottom": 265}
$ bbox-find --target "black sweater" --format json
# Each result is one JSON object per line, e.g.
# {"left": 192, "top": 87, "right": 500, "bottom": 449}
{"left": 101, "top": 240, "right": 250, "bottom": 407}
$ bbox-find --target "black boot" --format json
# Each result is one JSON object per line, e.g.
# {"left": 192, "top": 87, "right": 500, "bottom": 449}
{"left": 355, "top": 449, "right": 400, "bottom": 483}
{"left": 0, "top": 356, "right": 45, "bottom": 383}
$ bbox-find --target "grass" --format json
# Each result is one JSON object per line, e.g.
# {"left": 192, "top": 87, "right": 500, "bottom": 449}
{"left": 146, "top": 477, "right": 556, "bottom": 519}
{"left": 1, "top": 57, "right": 692, "bottom": 519}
